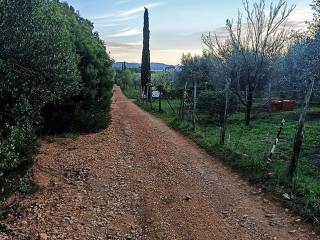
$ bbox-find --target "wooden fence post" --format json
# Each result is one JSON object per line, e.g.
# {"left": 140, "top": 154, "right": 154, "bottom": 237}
{"left": 220, "top": 79, "right": 230, "bottom": 145}
{"left": 180, "top": 82, "right": 188, "bottom": 120}
{"left": 288, "top": 78, "right": 315, "bottom": 181}
{"left": 192, "top": 80, "right": 197, "bottom": 131}
{"left": 267, "top": 118, "right": 286, "bottom": 163}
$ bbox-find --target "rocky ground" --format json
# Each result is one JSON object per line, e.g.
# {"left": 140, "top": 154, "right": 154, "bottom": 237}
{"left": 0, "top": 87, "right": 319, "bottom": 240}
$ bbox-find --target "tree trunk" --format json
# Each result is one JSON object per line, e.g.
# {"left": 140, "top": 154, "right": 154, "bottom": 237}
{"left": 143, "top": 85, "right": 147, "bottom": 103}
{"left": 148, "top": 86, "right": 153, "bottom": 110}
{"left": 268, "top": 80, "right": 272, "bottom": 117}
{"left": 148, "top": 85, "right": 152, "bottom": 101}
{"left": 288, "top": 79, "right": 315, "bottom": 181}
{"left": 158, "top": 90, "right": 162, "bottom": 112}
{"left": 245, "top": 86, "right": 248, "bottom": 102}
{"left": 245, "top": 91, "right": 253, "bottom": 126}
{"left": 180, "top": 82, "right": 188, "bottom": 120}
{"left": 192, "top": 80, "right": 197, "bottom": 131}
{"left": 220, "top": 79, "right": 230, "bottom": 145}
{"left": 267, "top": 119, "right": 286, "bottom": 163}
{"left": 179, "top": 98, "right": 183, "bottom": 119}
{"left": 236, "top": 69, "right": 241, "bottom": 112}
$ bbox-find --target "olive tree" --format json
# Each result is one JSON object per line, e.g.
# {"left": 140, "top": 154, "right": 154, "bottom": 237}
{"left": 178, "top": 53, "right": 218, "bottom": 88}
{"left": 199, "top": 36, "right": 234, "bottom": 144}
{"left": 309, "top": 0, "right": 320, "bottom": 33}
{"left": 119, "top": 69, "right": 133, "bottom": 90}
{"left": 203, "top": 0, "right": 294, "bottom": 125}
{"left": 152, "top": 72, "right": 173, "bottom": 92}
{"left": 285, "top": 34, "right": 320, "bottom": 180}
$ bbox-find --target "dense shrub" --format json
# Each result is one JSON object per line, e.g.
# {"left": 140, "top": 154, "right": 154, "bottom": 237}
{"left": 117, "top": 69, "right": 133, "bottom": 90}
{"left": 0, "top": 0, "right": 114, "bottom": 198}
{"left": 176, "top": 54, "right": 223, "bottom": 89}
{"left": 0, "top": 0, "right": 80, "bottom": 195}
{"left": 197, "top": 90, "right": 238, "bottom": 123}
{"left": 42, "top": 2, "right": 115, "bottom": 133}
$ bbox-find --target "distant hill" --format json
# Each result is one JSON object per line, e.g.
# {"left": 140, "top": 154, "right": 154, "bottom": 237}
{"left": 113, "top": 62, "right": 175, "bottom": 72}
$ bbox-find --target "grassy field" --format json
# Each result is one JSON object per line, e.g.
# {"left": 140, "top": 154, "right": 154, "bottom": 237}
{"left": 125, "top": 88, "right": 320, "bottom": 223}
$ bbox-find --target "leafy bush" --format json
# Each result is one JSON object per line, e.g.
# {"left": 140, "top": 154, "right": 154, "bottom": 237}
{"left": 177, "top": 54, "right": 223, "bottom": 89}
{"left": 0, "top": 0, "right": 114, "bottom": 199}
{"left": 197, "top": 90, "right": 238, "bottom": 123}
{"left": 42, "top": 2, "right": 115, "bottom": 133}
{"left": 152, "top": 72, "right": 174, "bottom": 92}
{"left": 117, "top": 69, "right": 133, "bottom": 90}
{"left": 0, "top": 0, "right": 80, "bottom": 195}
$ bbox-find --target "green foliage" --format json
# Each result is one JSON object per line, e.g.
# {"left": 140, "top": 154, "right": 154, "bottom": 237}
{"left": 42, "top": 2, "right": 115, "bottom": 133}
{"left": 0, "top": 0, "right": 114, "bottom": 200}
{"left": 118, "top": 69, "right": 133, "bottom": 90}
{"left": 152, "top": 72, "right": 174, "bottom": 92}
{"left": 0, "top": 0, "right": 81, "bottom": 197}
{"left": 228, "top": 52, "right": 270, "bottom": 92}
{"left": 310, "top": 0, "right": 320, "bottom": 33}
{"left": 177, "top": 54, "right": 221, "bottom": 89}
{"left": 197, "top": 90, "right": 238, "bottom": 122}
{"left": 124, "top": 88, "right": 140, "bottom": 100}
{"left": 141, "top": 8, "right": 151, "bottom": 89}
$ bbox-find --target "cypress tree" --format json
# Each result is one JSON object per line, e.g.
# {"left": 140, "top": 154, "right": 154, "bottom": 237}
{"left": 141, "top": 7, "right": 151, "bottom": 95}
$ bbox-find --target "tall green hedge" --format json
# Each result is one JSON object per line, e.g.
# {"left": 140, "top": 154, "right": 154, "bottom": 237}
{"left": 42, "top": 2, "right": 115, "bottom": 133}
{"left": 0, "top": 0, "right": 114, "bottom": 198}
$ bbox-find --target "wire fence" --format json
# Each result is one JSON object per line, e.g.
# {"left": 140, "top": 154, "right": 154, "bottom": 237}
{"left": 140, "top": 84, "right": 320, "bottom": 169}
{"left": 173, "top": 86, "right": 320, "bottom": 120}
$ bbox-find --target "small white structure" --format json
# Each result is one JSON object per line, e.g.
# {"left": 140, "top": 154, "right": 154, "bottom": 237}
{"left": 152, "top": 90, "right": 161, "bottom": 99}
{"left": 141, "top": 90, "right": 161, "bottom": 99}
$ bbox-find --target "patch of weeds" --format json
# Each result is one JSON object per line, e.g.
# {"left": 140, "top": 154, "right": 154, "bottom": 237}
{"left": 17, "top": 171, "right": 36, "bottom": 194}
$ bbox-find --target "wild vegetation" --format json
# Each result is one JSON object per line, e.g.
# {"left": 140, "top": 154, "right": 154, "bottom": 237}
{"left": 0, "top": 0, "right": 114, "bottom": 201}
{"left": 123, "top": 0, "right": 320, "bottom": 222}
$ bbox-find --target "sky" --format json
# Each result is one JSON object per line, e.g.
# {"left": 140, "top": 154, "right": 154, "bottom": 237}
{"left": 65, "top": 0, "right": 314, "bottom": 65}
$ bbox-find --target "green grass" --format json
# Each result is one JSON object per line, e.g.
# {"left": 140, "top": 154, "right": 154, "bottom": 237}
{"left": 124, "top": 88, "right": 320, "bottom": 224}
{"left": 124, "top": 88, "right": 140, "bottom": 100}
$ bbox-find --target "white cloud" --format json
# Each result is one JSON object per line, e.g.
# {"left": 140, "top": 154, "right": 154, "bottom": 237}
{"left": 113, "top": 0, "right": 133, "bottom": 6}
{"left": 94, "top": 23, "right": 120, "bottom": 27}
{"left": 108, "top": 41, "right": 142, "bottom": 48}
{"left": 118, "top": 2, "right": 164, "bottom": 18}
{"left": 109, "top": 28, "right": 142, "bottom": 37}
{"left": 287, "top": 7, "right": 313, "bottom": 30}
{"left": 91, "top": 1, "right": 164, "bottom": 22}
{"left": 110, "top": 14, "right": 141, "bottom": 22}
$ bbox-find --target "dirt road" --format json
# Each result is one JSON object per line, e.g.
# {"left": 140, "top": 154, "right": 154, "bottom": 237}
{"left": 0, "top": 87, "right": 319, "bottom": 240}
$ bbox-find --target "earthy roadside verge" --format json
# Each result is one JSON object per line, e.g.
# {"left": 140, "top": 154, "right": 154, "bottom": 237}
{"left": 0, "top": 87, "right": 319, "bottom": 240}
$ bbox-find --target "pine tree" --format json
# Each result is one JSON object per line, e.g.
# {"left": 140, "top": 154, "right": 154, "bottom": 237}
{"left": 141, "top": 7, "right": 151, "bottom": 95}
